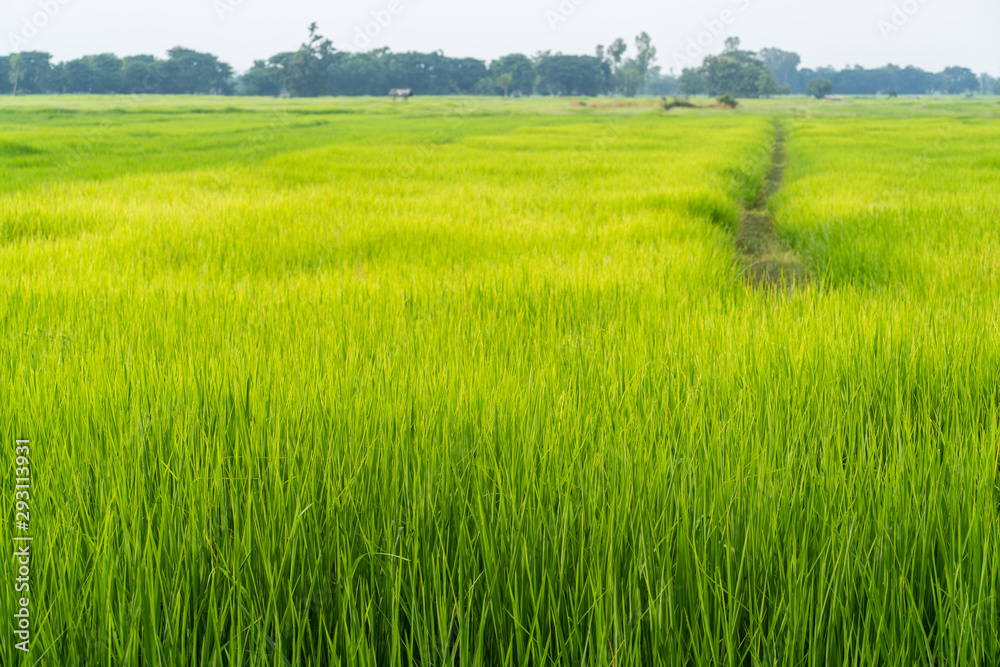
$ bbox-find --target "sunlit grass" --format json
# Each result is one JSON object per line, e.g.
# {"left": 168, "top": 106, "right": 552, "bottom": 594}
{"left": 1, "top": 96, "right": 998, "bottom": 666}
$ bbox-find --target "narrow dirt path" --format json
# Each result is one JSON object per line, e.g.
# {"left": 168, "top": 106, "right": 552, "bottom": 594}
{"left": 736, "top": 123, "right": 809, "bottom": 288}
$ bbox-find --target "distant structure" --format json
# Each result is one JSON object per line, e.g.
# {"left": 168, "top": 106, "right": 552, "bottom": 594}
{"left": 389, "top": 88, "right": 413, "bottom": 102}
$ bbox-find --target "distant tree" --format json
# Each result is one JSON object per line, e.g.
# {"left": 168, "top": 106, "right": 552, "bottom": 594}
{"left": 896, "top": 65, "right": 934, "bottom": 95}
{"left": 937, "top": 66, "right": 978, "bottom": 94}
{"left": 265, "top": 52, "right": 295, "bottom": 93}
{"left": 608, "top": 38, "right": 627, "bottom": 70}
{"left": 495, "top": 72, "right": 515, "bottom": 96}
{"left": 678, "top": 67, "right": 705, "bottom": 96}
{"left": 979, "top": 73, "right": 997, "bottom": 96}
{"left": 759, "top": 47, "right": 800, "bottom": 90}
{"left": 645, "top": 73, "right": 679, "bottom": 96}
{"left": 795, "top": 68, "right": 814, "bottom": 93}
{"left": 601, "top": 32, "right": 657, "bottom": 96}
{"left": 885, "top": 88, "right": 898, "bottom": 98}
{"left": 376, "top": 51, "right": 487, "bottom": 95}
{"left": 285, "top": 23, "right": 338, "bottom": 96}
{"left": 702, "top": 54, "right": 746, "bottom": 96}
{"left": 535, "top": 54, "right": 608, "bottom": 96}
{"left": 59, "top": 53, "right": 124, "bottom": 93}
{"left": 618, "top": 64, "right": 644, "bottom": 97}
{"left": 9, "top": 54, "right": 24, "bottom": 96}
{"left": 241, "top": 60, "right": 281, "bottom": 96}
{"left": 122, "top": 55, "right": 162, "bottom": 94}
{"left": 830, "top": 64, "right": 902, "bottom": 95}
{"left": 702, "top": 56, "right": 769, "bottom": 98}
{"left": 58, "top": 58, "right": 93, "bottom": 93}
{"left": 807, "top": 77, "right": 833, "bottom": 99}
{"left": 881, "top": 63, "right": 901, "bottom": 90}
{"left": 815, "top": 66, "right": 838, "bottom": 80}
{"left": 161, "top": 48, "right": 233, "bottom": 94}
{"left": 8, "top": 52, "right": 51, "bottom": 94}
{"left": 88, "top": 53, "right": 124, "bottom": 93}
{"left": 10, "top": 34, "right": 996, "bottom": 101}
{"left": 695, "top": 38, "right": 776, "bottom": 98}
{"left": 790, "top": 63, "right": 961, "bottom": 97}
{"left": 468, "top": 77, "right": 495, "bottom": 95}
{"left": 327, "top": 49, "right": 388, "bottom": 95}
{"left": 0, "top": 57, "right": 10, "bottom": 95}
{"left": 602, "top": 38, "right": 629, "bottom": 95}
{"left": 489, "top": 54, "right": 536, "bottom": 95}
{"left": 756, "top": 70, "right": 779, "bottom": 98}
{"left": 449, "top": 57, "right": 490, "bottom": 93}
{"left": 633, "top": 31, "right": 657, "bottom": 85}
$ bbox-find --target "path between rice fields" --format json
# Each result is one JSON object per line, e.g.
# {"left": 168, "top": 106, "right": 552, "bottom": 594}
{"left": 736, "top": 123, "right": 810, "bottom": 288}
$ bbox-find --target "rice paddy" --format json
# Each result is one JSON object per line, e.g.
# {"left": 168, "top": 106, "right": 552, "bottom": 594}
{"left": 2, "top": 95, "right": 1000, "bottom": 665}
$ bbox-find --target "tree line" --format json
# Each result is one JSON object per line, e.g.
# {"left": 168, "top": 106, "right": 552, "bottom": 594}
{"left": 1, "top": 25, "right": 996, "bottom": 98}
{"left": 0, "top": 25, "right": 667, "bottom": 98}
{"left": 678, "top": 39, "right": 993, "bottom": 98}
{"left": 1, "top": 49, "right": 233, "bottom": 96}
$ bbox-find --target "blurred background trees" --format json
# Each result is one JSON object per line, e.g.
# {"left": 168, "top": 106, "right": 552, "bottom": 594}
{"left": 0, "top": 25, "right": 993, "bottom": 98}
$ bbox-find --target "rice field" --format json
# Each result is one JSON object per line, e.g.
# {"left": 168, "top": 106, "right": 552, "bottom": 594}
{"left": 2, "top": 95, "right": 1000, "bottom": 665}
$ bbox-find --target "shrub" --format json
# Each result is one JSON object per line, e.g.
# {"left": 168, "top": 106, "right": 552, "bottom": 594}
{"left": 662, "top": 96, "right": 696, "bottom": 111}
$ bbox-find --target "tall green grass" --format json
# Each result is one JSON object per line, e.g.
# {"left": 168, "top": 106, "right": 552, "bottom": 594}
{"left": 1, "top": 96, "right": 998, "bottom": 665}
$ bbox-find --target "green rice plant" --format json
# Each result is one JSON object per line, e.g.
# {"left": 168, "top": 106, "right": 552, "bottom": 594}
{"left": 0, "top": 96, "right": 997, "bottom": 666}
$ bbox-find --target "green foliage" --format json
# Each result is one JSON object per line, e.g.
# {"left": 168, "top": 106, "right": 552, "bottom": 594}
{"left": 607, "top": 38, "right": 627, "bottom": 68}
{"left": 8, "top": 51, "right": 51, "bottom": 95}
{"left": 692, "top": 41, "right": 775, "bottom": 99}
{"left": 807, "top": 77, "right": 834, "bottom": 99}
{"left": 617, "top": 64, "right": 644, "bottom": 97}
{"left": 633, "top": 31, "right": 657, "bottom": 81}
{"left": 55, "top": 53, "right": 124, "bottom": 93}
{"left": 1, "top": 34, "right": 990, "bottom": 100}
{"left": 937, "top": 66, "right": 979, "bottom": 94}
{"left": 322, "top": 49, "right": 488, "bottom": 96}
{"left": 280, "top": 23, "right": 337, "bottom": 97}
{"left": 241, "top": 60, "right": 282, "bottom": 96}
{"left": 489, "top": 54, "right": 536, "bottom": 95}
{"left": 717, "top": 94, "right": 738, "bottom": 108}
{"left": 756, "top": 71, "right": 780, "bottom": 98}
{"left": 594, "top": 33, "right": 659, "bottom": 97}
{"left": 678, "top": 67, "right": 706, "bottom": 96}
{"left": 121, "top": 55, "right": 160, "bottom": 94}
{"left": 54, "top": 49, "right": 235, "bottom": 96}
{"left": 2, "top": 93, "right": 1000, "bottom": 667}
{"left": 661, "top": 95, "right": 696, "bottom": 111}
{"left": 645, "top": 73, "right": 679, "bottom": 96}
{"left": 796, "top": 64, "right": 989, "bottom": 96}
{"left": 759, "top": 47, "right": 801, "bottom": 90}
{"left": 494, "top": 72, "right": 515, "bottom": 96}
{"left": 701, "top": 54, "right": 767, "bottom": 98}
{"left": 9, "top": 53, "right": 24, "bottom": 95}
{"left": 534, "top": 53, "right": 608, "bottom": 96}
{"left": 324, "top": 49, "right": 385, "bottom": 96}
{"left": 159, "top": 47, "right": 234, "bottom": 94}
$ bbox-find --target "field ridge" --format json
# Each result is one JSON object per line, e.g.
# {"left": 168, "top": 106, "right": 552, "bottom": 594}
{"left": 736, "top": 123, "right": 809, "bottom": 287}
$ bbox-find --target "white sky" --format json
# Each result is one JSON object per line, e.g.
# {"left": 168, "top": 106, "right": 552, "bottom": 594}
{"left": 2, "top": 0, "right": 998, "bottom": 75}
